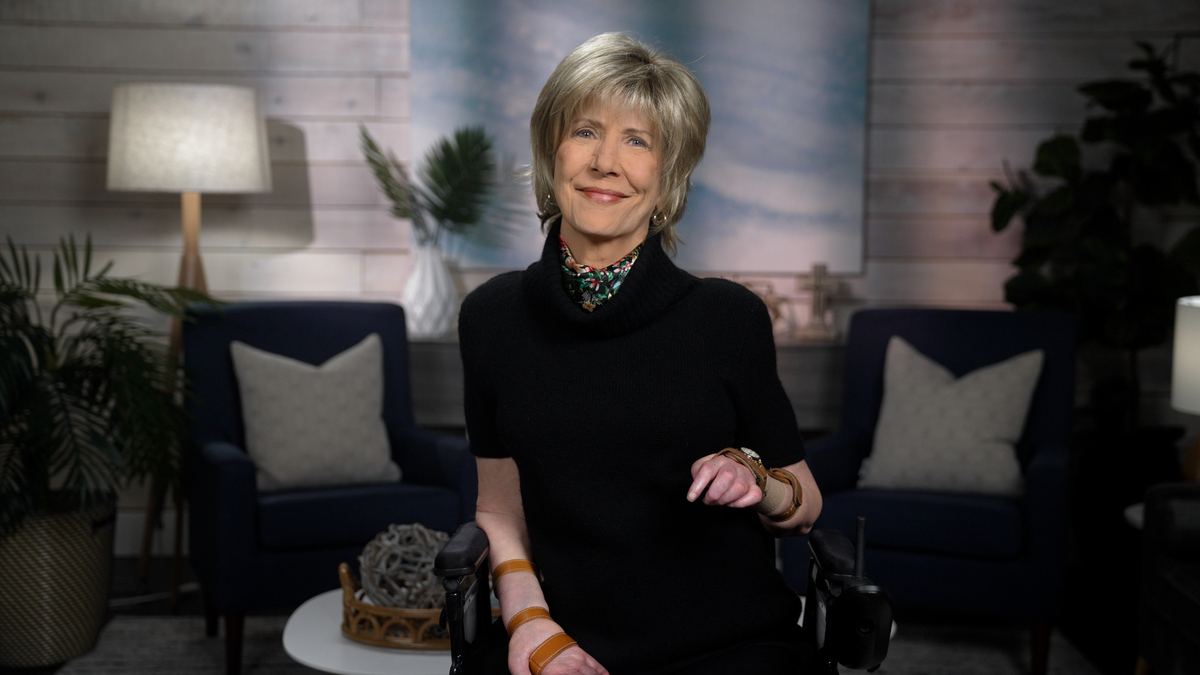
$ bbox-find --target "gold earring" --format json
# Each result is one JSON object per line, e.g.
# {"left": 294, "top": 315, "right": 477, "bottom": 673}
{"left": 651, "top": 211, "right": 666, "bottom": 226}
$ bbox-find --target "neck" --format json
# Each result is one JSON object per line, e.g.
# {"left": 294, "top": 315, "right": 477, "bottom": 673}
{"left": 558, "top": 222, "right": 648, "bottom": 268}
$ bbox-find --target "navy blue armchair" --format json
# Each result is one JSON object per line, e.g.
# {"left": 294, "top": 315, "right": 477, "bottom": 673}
{"left": 182, "top": 301, "right": 476, "bottom": 675}
{"left": 780, "top": 308, "right": 1076, "bottom": 675}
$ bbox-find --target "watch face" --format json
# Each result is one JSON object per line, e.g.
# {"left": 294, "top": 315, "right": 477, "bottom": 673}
{"left": 740, "top": 447, "right": 762, "bottom": 462}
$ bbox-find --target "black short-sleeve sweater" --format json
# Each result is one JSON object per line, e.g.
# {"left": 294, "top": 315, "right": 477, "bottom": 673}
{"left": 458, "top": 222, "right": 806, "bottom": 673}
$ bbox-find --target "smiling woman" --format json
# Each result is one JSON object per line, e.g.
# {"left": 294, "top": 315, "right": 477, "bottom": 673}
{"left": 552, "top": 104, "right": 662, "bottom": 268}
{"left": 457, "top": 32, "right": 823, "bottom": 675}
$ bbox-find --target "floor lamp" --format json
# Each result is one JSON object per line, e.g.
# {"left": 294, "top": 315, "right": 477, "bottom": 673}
{"left": 1173, "top": 296, "right": 1200, "bottom": 482}
{"left": 106, "top": 83, "right": 272, "bottom": 590}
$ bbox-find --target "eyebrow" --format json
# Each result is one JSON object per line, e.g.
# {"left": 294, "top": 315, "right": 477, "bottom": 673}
{"left": 572, "top": 117, "right": 654, "bottom": 138}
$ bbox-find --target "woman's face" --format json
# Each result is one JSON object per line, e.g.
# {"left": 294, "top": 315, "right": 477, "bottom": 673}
{"left": 553, "top": 102, "right": 662, "bottom": 260}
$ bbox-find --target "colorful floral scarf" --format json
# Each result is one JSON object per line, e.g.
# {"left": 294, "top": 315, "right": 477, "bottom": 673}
{"left": 559, "top": 236, "right": 642, "bottom": 312}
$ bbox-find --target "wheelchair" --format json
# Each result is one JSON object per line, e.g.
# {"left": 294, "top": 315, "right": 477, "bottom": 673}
{"left": 434, "top": 517, "right": 892, "bottom": 674}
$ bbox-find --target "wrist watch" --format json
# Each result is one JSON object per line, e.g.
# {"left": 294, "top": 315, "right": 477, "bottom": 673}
{"left": 717, "top": 447, "right": 768, "bottom": 491}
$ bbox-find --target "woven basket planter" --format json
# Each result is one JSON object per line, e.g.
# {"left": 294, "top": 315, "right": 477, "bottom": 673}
{"left": 0, "top": 499, "right": 116, "bottom": 668}
{"left": 338, "top": 563, "right": 450, "bottom": 650}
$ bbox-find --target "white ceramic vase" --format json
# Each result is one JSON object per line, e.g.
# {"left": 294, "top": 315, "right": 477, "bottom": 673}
{"left": 401, "top": 243, "right": 458, "bottom": 338}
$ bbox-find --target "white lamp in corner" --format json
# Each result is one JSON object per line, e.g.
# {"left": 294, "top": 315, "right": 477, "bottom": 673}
{"left": 106, "top": 82, "right": 272, "bottom": 295}
{"left": 106, "top": 83, "right": 272, "bottom": 586}
{"left": 1172, "top": 296, "right": 1200, "bottom": 482}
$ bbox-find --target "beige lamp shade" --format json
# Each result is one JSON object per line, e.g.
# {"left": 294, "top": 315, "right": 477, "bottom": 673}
{"left": 107, "top": 83, "right": 272, "bottom": 193}
{"left": 1172, "top": 297, "right": 1200, "bottom": 415}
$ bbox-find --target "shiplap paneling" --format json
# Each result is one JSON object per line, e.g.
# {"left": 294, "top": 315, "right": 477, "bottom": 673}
{"left": 64, "top": 248, "right": 367, "bottom": 293}
{"left": 0, "top": 160, "right": 388, "bottom": 207}
{"left": 871, "top": 82, "right": 1090, "bottom": 126}
{"left": 866, "top": 216, "right": 1023, "bottom": 259}
{"left": 872, "top": 0, "right": 1200, "bottom": 35}
{"left": 379, "top": 76, "right": 410, "bottom": 118}
{"left": 0, "top": 0, "right": 365, "bottom": 28}
{"left": 873, "top": 36, "right": 1200, "bottom": 82}
{"left": 0, "top": 204, "right": 409, "bottom": 250}
{"left": 0, "top": 118, "right": 405, "bottom": 163}
{"left": 867, "top": 172, "right": 1001, "bottom": 216}
{"left": 0, "top": 25, "right": 409, "bottom": 73}
{"left": 0, "top": 72, "right": 382, "bottom": 117}
{"left": 869, "top": 128, "right": 1050, "bottom": 170}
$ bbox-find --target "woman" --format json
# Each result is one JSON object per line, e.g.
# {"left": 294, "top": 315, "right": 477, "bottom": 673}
{"left": 458, "top": 32, "right": 823, "bottom": 675}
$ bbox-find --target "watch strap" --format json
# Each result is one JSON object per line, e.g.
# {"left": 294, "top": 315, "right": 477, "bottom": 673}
{"left": 716, "top": 447, "right": 768, "bottom": 491}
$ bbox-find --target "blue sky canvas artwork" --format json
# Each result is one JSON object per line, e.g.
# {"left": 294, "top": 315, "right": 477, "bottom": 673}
{"left": 411, "top": 0, "right": 869, "bottom": 274}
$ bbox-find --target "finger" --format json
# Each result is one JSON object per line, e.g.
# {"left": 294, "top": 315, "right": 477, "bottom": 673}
{"left": 704, "top": 465, "right": 741, "bottom": 504}
{"left": 687, "top": 462, "right": 718, "bottom": 502}
{"left": 729, "top": 485, "right": 762, "bottom": 509}
{"left": 713, "top": 469, "right": 755, "bottom": 505}
{"left": 690, "top": 453, "right": 717, "bottom": 477}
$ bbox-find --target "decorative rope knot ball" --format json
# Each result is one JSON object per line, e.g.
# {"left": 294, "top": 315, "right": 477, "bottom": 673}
{"left": 358, "top": 523, "right": 450, "bottom": 609}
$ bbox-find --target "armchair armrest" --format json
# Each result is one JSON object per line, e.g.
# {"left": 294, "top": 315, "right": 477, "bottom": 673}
{"left": 391, "top": 425, "right": 478, "bottom": 520}
{"left": 805, "top": 430, "right": 872, "bottom": 494}
{"left": 1022, "top": 441, "right": 1070, "bottom": 563}
{"left": 1145, "top": 482, "right": 1200, "bottom": 562}
{"left": 184, "top": 441, "right": 259, "bottom": 608}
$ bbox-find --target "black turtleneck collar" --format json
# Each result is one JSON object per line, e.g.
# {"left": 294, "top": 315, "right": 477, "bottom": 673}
{"left": 521, "top": 220, "right": 699, "bottom": 338}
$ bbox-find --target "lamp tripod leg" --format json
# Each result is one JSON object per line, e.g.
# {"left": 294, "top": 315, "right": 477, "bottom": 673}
{"left": 136, "top": 191, "right": 207, "bottom": 596}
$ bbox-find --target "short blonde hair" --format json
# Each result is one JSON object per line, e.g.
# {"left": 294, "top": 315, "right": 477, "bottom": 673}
{"left": 530, "top": 32, "right": 711, "bottom": 253}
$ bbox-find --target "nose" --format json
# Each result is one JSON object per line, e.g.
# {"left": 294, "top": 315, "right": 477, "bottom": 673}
{"left": 590, "top": 136, "right": 619, "bottom": 176}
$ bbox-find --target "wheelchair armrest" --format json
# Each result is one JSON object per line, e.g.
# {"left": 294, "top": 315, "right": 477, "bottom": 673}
{"left": 435, "top": 521, "right": 490, "bottom": 578}
{"left": 809, "top": 528, "right": 857, "bottom": 578}
{"left": 805, "top": 524, "right": 893, "bottom": 671}
{"left": 435, "top": 521, "right": 492, "bottom": 675}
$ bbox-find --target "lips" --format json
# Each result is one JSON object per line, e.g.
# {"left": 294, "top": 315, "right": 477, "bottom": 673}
{"left": 579, "top": 187, "right": 628, "bottom": 204}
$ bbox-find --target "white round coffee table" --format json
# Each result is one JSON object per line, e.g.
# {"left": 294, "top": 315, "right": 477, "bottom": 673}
{"left": 283, "top": 589, "right": 452, "bottom": 675}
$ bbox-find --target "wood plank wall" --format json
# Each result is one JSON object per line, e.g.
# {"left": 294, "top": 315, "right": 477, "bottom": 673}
{"left": 1, "top": 0, "right": 1198, "bottom": 555}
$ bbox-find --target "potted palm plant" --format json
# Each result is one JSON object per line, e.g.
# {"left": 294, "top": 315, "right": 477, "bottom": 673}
{"left": 0, "top": 236, "right": 209, "bottom": 667}
{"left": 361, "top": 125, "right": 497, "bottom": 338}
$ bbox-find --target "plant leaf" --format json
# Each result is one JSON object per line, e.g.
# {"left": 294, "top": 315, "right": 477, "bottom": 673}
{"left": 419, "top": 125, "right": 496, "bottom": 230}
{"left": 1032, "top": 135, "right": 1082, "bottom": 182}
{"left": 989, "top": 181, "right": 1030, "bottom": 232}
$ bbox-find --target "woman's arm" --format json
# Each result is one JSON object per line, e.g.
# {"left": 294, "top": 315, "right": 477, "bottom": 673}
{"left": 687, "top": 453, "right": 823, "bottom": 536}
{"left": 475, "top": 457, "right": 608, "bottom": 675}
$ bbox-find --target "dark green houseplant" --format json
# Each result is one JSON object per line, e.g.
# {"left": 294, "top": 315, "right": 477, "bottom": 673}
{"left": 360, "top": 124, "right": 497, "bottom": 247}
{"left": 990, "top": 41, "right": 1200, "bottom": 429}
{"left": 991, "top": 44, "right": 1200, "bottom": 665}
{"left": 0, "top": 236, "right": 208, "bottom": 666}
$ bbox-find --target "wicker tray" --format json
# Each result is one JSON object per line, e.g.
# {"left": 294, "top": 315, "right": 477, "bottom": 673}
{"left": 338, "top": 563, "right": 449, "bottom": 650}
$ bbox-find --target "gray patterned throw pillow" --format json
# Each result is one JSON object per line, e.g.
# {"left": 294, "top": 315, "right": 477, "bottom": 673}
{"left": 857, "top": 336, "right": 1043, "bottom": 497}
{"left": 230, "top": 334, "right": 400, "bottom": 492}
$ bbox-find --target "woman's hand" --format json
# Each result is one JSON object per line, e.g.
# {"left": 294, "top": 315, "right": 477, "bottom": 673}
{"left": 686, "top": 450, "right": 762, "bottom": 508}
{"left": 508, "top": 618, "right": 608, "bottom": 675}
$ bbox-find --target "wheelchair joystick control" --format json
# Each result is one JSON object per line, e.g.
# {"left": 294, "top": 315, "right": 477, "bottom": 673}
{"left": 803, "top": 517, "right": 893, "bottom": 672}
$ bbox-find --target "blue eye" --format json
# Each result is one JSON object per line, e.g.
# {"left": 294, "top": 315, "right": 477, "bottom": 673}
{"left": 575, "top": 129, "right": 594, "bottom": 138}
